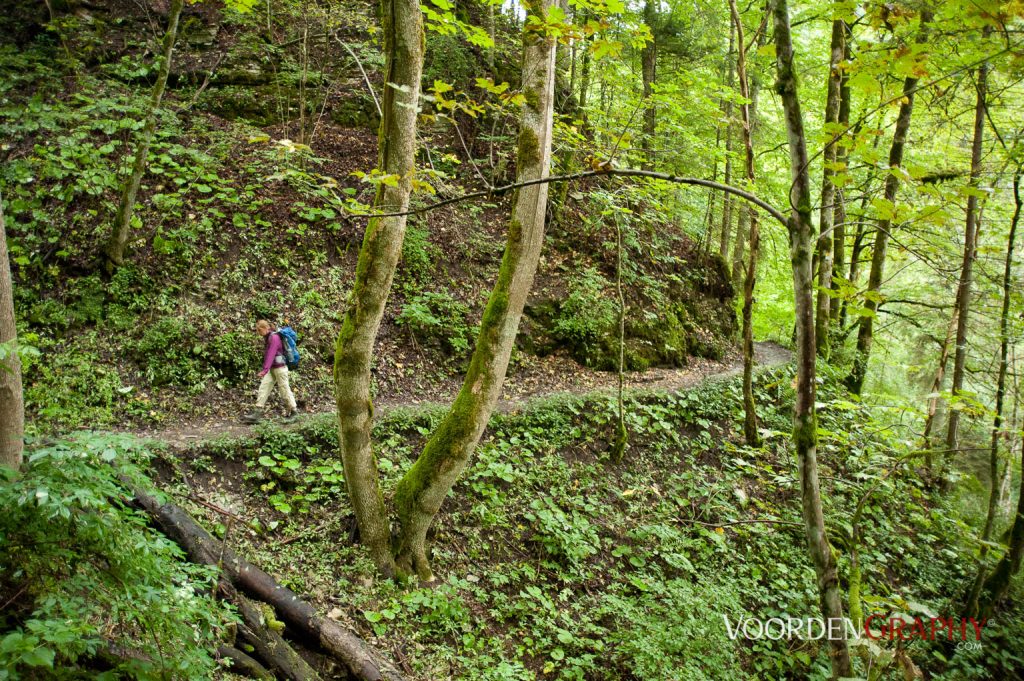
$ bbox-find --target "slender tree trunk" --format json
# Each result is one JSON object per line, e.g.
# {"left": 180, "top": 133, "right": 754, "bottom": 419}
{"left": 814, "top": 18, "right": 844, "bottom": 358}
{"left": 392, "top": 0, "right": 557, "bottom": 582}
{"left": 718, "top": 25, "right": 736, "bottom": 264}
{"left": 772, "top": 0, "right": 853, "bottom": 675}
{"left": 640, "top": 0, "right": 657, "bottom": 170}
{"left": 0, "top": 195, "right": 24, "bottom": 471}
{"left": 333, "top": 0, "right": 424, "bottom": 578}
{"left": 968, "top": 170, "right": 1019, "bottom": 616}
{"left": 103, "top": 0, "right": 184, "bottom": 273}
{"left": 943, "top": 47, "right": 990, "bottom": 472}
{"left": 921, "top": 308, "right": 958, "bottom": 468}
{"left": 727, "top": 0, "right": 760, "bottom": 447}
{"left": 830, "top": 26, "right": 851, "bottom": 324}
{"left": 845, "top": 28, "right": 927, "bottom": 394}
{"left": 974, "top": 174, "right": 1024, "bottom": 614}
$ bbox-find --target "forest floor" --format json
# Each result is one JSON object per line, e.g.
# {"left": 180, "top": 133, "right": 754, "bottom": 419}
{"left": 141, "top": 341, "right": 792, "bottom": 448}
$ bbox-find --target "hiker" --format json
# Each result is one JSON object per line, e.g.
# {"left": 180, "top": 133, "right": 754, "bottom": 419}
{"left": 242, "top": 320, "right": 298, "bottom": 424}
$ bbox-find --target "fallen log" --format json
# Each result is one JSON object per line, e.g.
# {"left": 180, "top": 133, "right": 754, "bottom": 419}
{"left": 217, "top": 645, "right": 276, "bottom": 681}
{"left": 224, "top": 580, "right": 320, "bottom": 681}
{"left": 133, "top": 486, "right": 404, "bottom": 681}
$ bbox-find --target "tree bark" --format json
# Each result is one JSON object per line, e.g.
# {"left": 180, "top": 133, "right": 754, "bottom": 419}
{"left": 391, "top": 0, "right": 557, "bottom": 582}
{"left": 333, "top": 0, "right": 424, "bottom": 578}
{"left": 814, "top": 17, "right": 844, "bottom": 358}
{"left": 103, "top": 0, "right": 184, "bottom": 273}
{"left": 943, "top": 44, "right": 990, "bottom": 471}
{"left": 718, "top": 24, "right": 736, "bottom": 264}
{"left": 921, "top": 307, "right": 958, "bottom": 468}
{"left": 772, "top": 0, "right": 853, "bottom": 676}
{"left": 217, "top": 645, "right": 275, "bottom": 681}
{"left": 969, "top": 170, "right": 1019, "bottom": 616}
{"left": 845, "top": 24, "right": 926, "bottom": 394}
{"left": 0, "top": 193, "right": 23, "bottom": 471}
{"left": 727, "top": 0, "right": 760, "bottom": 447}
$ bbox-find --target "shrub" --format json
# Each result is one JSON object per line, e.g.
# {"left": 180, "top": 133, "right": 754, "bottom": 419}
{"left": 551, "top": 267, "right": 618, "bottom": 364}
{"left": 0, "top": 433, "right": 235, "bottom": 679}
{"left": 396, "top": 290, "right": 475, "bottom": 356}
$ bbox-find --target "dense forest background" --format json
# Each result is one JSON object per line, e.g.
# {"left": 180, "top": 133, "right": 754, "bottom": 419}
{"left": 1, "top": 0, "right": 1024, "bottom": 678}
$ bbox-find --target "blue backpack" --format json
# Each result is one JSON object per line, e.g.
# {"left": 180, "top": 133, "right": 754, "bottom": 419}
{"left": 276, "top": 325, "right": 300, "bottom": 370}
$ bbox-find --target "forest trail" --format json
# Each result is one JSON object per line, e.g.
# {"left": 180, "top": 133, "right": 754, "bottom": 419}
{"left": 143, "top": 341, "right": 792, "bottom": 449}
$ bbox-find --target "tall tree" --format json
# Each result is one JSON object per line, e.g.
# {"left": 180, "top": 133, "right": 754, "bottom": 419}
{"left": 943, "top": 36, "right": 991, "bottom": 469}
{"left": 0, "top": 194, "right": 24, "bottom": 471}
{"left": 814, "top": 16, "right": 844, "bottom": 357}
{"left": 772, "top": 0, "right": 853, "bottom": 675}
{"left": 391, "top": 0, "right": 558, "bottom": 581}
{"left": 103, "top": 0, "right": 184, "bottom": 274}
{"left": 727, "top": 0, "right": 761, "bottom": 447}
{"left": 967, "top": 164, "right": 1019, "bottom": 616}
{"left": 845, "top": 13, "right": 929, "bottom": 394}
{"left": 640, "top": 0, "right": 657, "bottom": 170}
{"left": 334, "top": 0, "right": 425, "bottom": 577}
{"left": 391, "top": 0, "right": 557, "bottom": 577}
{"left": 979, "top": 171, "right": 1024, "bottom": 618}
{"left": 829, "top": 24, "right": 852, "bottom": 324}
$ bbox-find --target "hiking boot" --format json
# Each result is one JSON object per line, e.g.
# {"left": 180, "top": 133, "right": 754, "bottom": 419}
{"left": 241, "top": 410, "right": 263, "bottom": 424}
{"left": 282, "top": 409, "right": 299, "bottom": 424}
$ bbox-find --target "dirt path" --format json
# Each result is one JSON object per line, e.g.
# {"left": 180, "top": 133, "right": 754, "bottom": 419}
{"left": 144, "top": 342, "right": 792, "bottom": 449}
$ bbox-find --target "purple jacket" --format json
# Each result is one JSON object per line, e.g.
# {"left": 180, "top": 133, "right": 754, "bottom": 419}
{"left": 262, "top": 331, "right": 287, "bottom": 372}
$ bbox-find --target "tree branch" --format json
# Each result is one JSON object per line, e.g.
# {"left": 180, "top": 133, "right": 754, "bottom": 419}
{"left": 347, "top": 168, "right": 789, "bottom": 227}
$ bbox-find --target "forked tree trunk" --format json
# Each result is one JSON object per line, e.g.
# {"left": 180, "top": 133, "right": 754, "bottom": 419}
{"left": 727, "top": 0, "right": 760, "bottom": 447}
{"left": 772, "top": 0, "right": 853, "bottom": 676}
{"left": 969, "top": 170, "right": 1020, "bottom": 616}
{"left": 845, "top": 22, "right": 927, "bottom": 394}
{"left": 814, "top": 17, "right": 844, "bottom": 358}
{"left": 943, "top": 45, "right": 990, "bottom": 471}
{"left": 921, "top": 308, "right": 958, "bottom": 468}
{"left": 333, "top": 0, "right": 424, "bottom": 578}
{"left": 392, "top": 0, "right": 557, "bottom": 582}
{"left": 103, "top": 0, "right": 184, "bottom": 273}
{"left": 0, "top": 195, "right": 24, "bottom": 471}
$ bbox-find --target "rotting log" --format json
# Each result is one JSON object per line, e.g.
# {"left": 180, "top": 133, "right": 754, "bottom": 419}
{"left": 223, "top": 582, "right": 320, "bottom": 681}
{"left": 217, "top": 645, "right": 276, "bottom": 681}
{"left": 132, "top": 487, "right": 404, "bottom": 681}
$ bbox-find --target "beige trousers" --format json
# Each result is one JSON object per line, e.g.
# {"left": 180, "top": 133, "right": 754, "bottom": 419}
{"left": 256, "top": 367, "right": 297, "bottom": 410}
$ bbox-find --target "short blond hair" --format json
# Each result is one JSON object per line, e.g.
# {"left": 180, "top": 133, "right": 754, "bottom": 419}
{"left": 256, "top": 319, "right": 272, "bottom": 331}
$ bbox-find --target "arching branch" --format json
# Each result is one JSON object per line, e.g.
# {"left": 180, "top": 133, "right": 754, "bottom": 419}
{"left": 346, "top": 168, "right": 790, "bottom": 227}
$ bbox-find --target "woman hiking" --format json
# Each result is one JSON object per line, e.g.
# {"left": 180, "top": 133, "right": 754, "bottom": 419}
{"left": 242, "top": 320, "right": 299, "bottom": 424}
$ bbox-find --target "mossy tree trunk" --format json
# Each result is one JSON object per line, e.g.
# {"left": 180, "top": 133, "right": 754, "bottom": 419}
{"left": 727, "top": 0, "right": 760, "bottom": 447}
{"left": 969, "top": 169, "right": 1019, "bottom": 616}
{"left": 0, "top": 195, "right": 24, "bottom": 471}
{"left": 844, "top": 45, "right": 924, "bottom": 394}
{"left": 103, "top": 0, "right": 183, "bottom": 274}
{"left": 814, "top": 17, "right": 844, "bottom": 358}
{"left": 772, "top": 0, "right": 853, "bottom": 675}
{"left": 333, "top": 0, "right": 424, "bottom": 578}
{"left": 392, "top": 0, "right": 557, "bottom": 582}
{"left": 943, "top": 45, "right": 989, "bottom": 472}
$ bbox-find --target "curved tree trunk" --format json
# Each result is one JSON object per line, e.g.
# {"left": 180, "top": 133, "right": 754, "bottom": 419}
{"left": 392, "top": 0, "right": 557, "bottom": 582}
{"left": 845, "top": 27, "right": 927, "bottom": 394}
{"left": 943, "top": 45, "right": 990, "bottom": 472}
{"left": 772, "top": 0, "right": 853, "bottom": 675}
{"left": 103, "top": 0, "right": 183, "bottom": 273}
{"left": 333, "top": 0, "right": 424, "bottom": 578}
{"left": 814, "top": 17, "right": 844, "bottom": 358}
{"left": 0, "top": 195, "right": 24, "bottom": 471}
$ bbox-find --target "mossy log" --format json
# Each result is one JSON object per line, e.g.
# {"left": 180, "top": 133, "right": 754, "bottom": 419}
{"left": 132, "top": 486, "right": 405, "bottom": 681}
